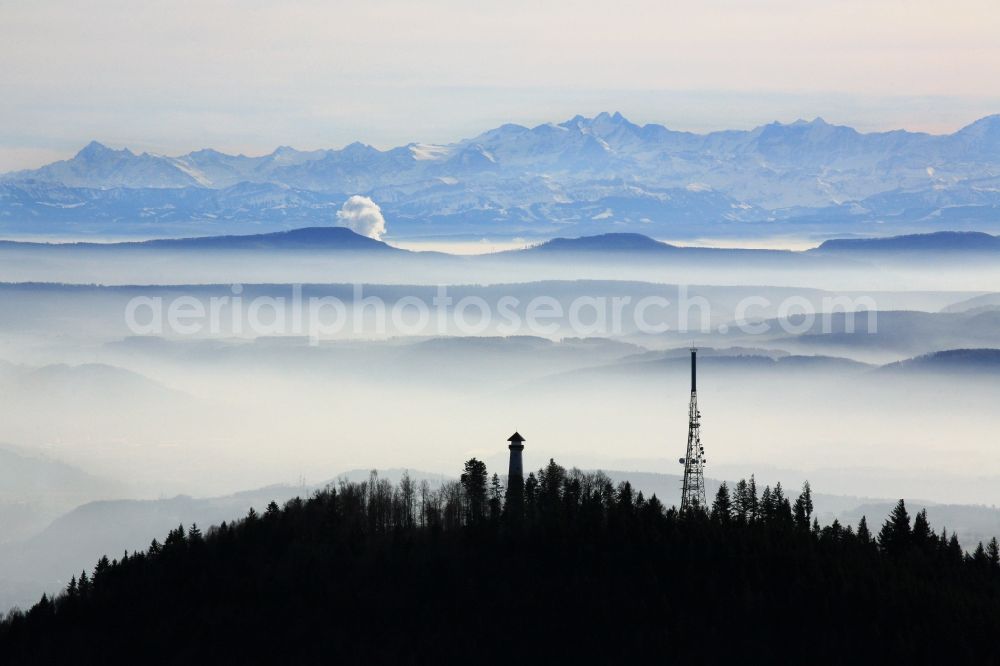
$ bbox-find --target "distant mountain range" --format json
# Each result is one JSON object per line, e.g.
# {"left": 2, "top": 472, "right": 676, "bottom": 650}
{"left": 0, "top": 226, "right": 399, "bottom": 252}
{"left": 879, "top": 349, "right": 1000, "bottom": 373}
{"left": 527, "top": 232, "right": 677, "bottom": 254}
{"left": 815, "top": 231, "right": 1000, "bottom": 253}
{"left": 4, "top": 112, "right": 1000, "bottom": 239}
{"left": 0, "top": 444, "right": 123, "bottom": 545}
{"left": 3, "top": 226, "right": 998, "bottom": 259}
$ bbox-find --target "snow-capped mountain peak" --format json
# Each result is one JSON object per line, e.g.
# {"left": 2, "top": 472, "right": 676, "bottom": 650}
{"left": 3, "top": 113, "right": 1000, "bottom": 239}
{"left": 74, "top": 140, "right": 131, "bottom": 160}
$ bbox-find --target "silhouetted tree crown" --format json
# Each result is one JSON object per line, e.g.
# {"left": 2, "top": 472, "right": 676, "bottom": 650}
{"left": 460, "top": 458, "right": 489, "bottom": 524}
{"left": 793, "top": 481, "right": 813, "bottom": 529}
{"left": 879, "top": 499, "right": 912, "bottom": 556}
{"left": 712, "top": 482, "right": 732, "bottom": 523}
{"left": 857, "top": 515, "right": 872, "bottom": 544}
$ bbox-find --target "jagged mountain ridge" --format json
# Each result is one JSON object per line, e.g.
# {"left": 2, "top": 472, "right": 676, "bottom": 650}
{"left": 4, "top": 112, "right": 1000, "bottom": 238}
{"left": 11, "top": 113, "right": 1000, "bottom": 195}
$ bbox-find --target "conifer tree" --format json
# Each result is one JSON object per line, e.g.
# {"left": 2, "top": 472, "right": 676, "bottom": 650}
{"left": 539, "top": 459, "right": 566, "bottom": 509}
{"left": 856, "top": 516, "right": 872, "bottom": 544}
{"left": 988, "top": 537, "right": 1000, "bottom": 568}
{"left": 188, "top": 524, "right": 204, "bottom": 544}
{"left": 460, "top": 458, "right": 489, "bottom": 524}
{"left": 164, "top": 525, "right": 186, "bottom": 549}
{"left": 771, "top": 482, "right": 793, "bottom": 524}
{"left": 760, "top": 486, "right": 774, "bottom": 521}
{"left": 93, "top": 555, "right": 111, "bottom": 587}
{"left": 793, "top": 482, "right": 813, "bottom": 530}
{"left": 617, "top": 481, "right": 634, "bottom": 511}
{"left": 772, "top": 482, "right": 785, "bottom": 507}
{"left": 747, "top": 475, "right": 759, "bottom": 522}
{"left": 264, "top": 501, "right": 280, "bottom": 519}
{"left": 822, "top": 519, "right": 844, "bottom": 542}
{"left": 912, "top": 509, "right": 933, "bottom": 552}
{"left": 733, "top": 479, "right": 750, "bottom": 524}
{"left": 488, "top": 473, "right": 503, "bottom": 522}
{"left": 948, "top": 533, "right": 964, "bottom": 565}
{"left": 878, "top": 499, "right": 911, "bottom": 556}
{"left": 711, "top": 482, "right": 732, "bottom": 523}
{"left": 521, "top": 472, "right": 538, "bottom": 523}
{"left": 78, "top": 570, "right": 91, "bottom": 598}
{"left": 524, "top": 472, "right": 538, "bottom": 504}
{"left": 29, "top": 594, "right": 53, "bottom": 622}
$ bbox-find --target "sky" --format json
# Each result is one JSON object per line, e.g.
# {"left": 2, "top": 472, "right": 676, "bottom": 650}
{"left": 2, "top": 0, "right": 1000, "bottom": 171}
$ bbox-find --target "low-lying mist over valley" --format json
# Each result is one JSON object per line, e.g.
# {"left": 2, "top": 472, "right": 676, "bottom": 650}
{"left": 1, "top": 219, "right": 999, "bottom": 616}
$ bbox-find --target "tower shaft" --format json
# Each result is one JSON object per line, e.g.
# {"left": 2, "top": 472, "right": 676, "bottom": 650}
{"left": 505, "top": 432, "right": 526, "bottom": 520}
{"left": 681, "top": 349, "right": 706, "bottom": 511}
{"left": 508, "top": 442, "right": 523, "bottom": 482}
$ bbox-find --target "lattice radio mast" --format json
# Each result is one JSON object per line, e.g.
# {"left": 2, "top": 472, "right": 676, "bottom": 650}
{"left": 680, "top": 348, "right": 707, "bottom": 511}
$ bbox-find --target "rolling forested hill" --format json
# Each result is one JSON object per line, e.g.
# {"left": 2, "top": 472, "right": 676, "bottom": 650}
{"left": 2, "top": 458, "right": 1000, "bottom": 664}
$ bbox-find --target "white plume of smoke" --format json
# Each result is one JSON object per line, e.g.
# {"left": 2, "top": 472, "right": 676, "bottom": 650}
{"left": 336, "top": 195, "right": 387, "bottom": 240}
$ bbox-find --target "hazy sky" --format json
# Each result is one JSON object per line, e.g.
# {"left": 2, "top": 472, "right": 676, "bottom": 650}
{"left": 2, "top": 0, "right": 1000, "bottom": 171}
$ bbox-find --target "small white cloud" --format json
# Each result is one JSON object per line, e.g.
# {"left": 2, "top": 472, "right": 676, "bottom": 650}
{"left": 336, "top": 195, "right": 387, "bottom": 240}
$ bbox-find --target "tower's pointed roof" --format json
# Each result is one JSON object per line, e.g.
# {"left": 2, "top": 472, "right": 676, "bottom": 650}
{"left": 507, "top": 431, "right": 525, "bottom": 443}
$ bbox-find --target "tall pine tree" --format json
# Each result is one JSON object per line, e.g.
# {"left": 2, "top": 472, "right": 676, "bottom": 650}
{"left": 711, "top": 483, "right": 732, "bottom": 523}
{"left": 878, "top": 500, "right": 912, "bottom": 556}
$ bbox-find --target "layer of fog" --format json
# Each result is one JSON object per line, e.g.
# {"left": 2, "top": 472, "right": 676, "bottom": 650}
{"left": 1, "top": 282, "right": 993, "bottom": 365}
{"left": 2, "top": 327, "right": 997, "bottom": 507}
{"left": 2, "top": 269, "right": 999, "bottom": 614}
{"left": 2, "top": 245, "right": 1000, "bottom": 292}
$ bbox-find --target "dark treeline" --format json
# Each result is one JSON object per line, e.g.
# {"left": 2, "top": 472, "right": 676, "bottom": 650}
{"left": 3, "top": 459, "right": 1000, "bottom": 664}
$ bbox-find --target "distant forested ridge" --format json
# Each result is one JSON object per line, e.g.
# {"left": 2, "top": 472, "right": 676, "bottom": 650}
{"left": 2, "top": 459, "right": 1000, "bottom": 664}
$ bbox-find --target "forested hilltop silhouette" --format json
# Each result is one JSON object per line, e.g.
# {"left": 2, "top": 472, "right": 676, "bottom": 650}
{"left": 3, "top": 458, "right": 1000, "bottom": 664}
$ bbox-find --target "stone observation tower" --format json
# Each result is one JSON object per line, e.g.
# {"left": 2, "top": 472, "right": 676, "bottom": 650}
{"left": 507, "top": 431, "right": 525, "bottom": 483}
{"left": 505, "top": 432, "right": 526, "bottom": 516}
